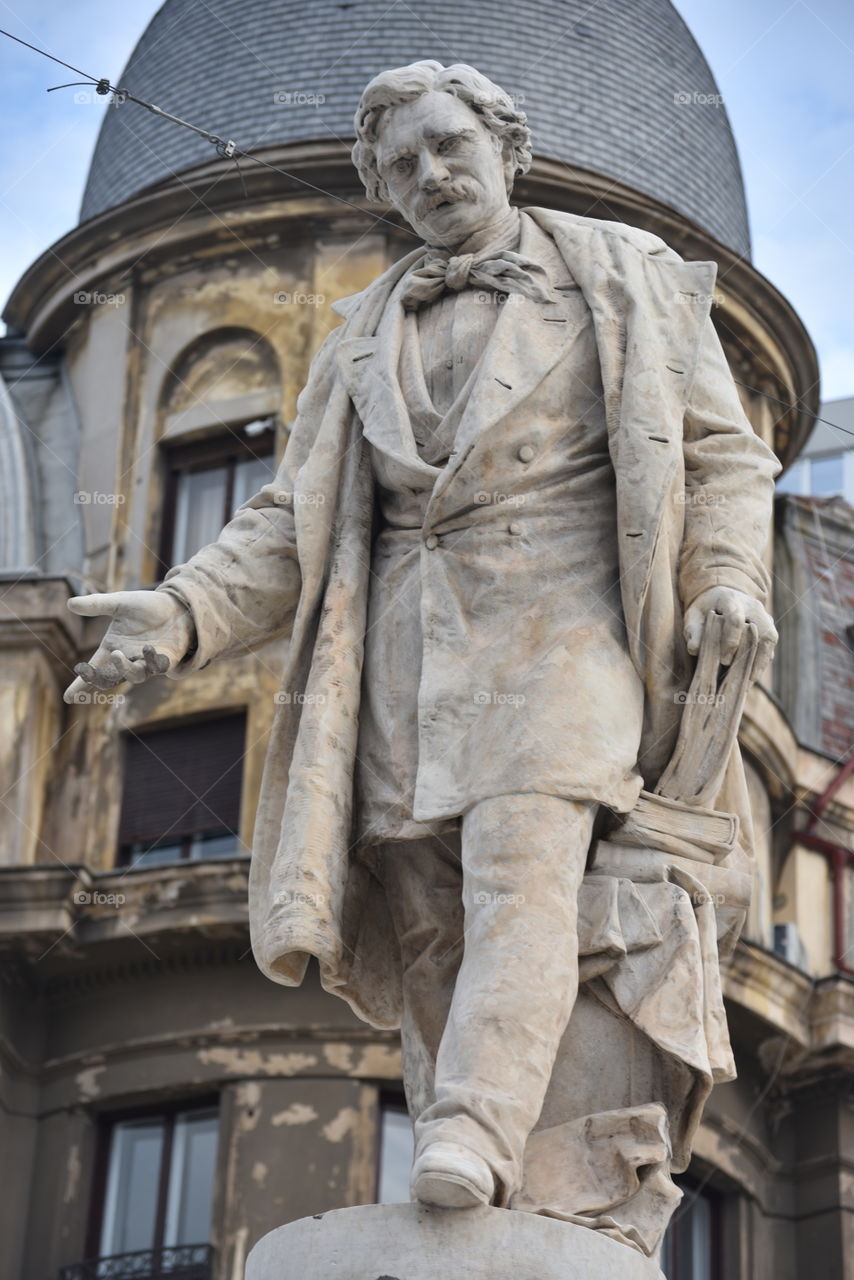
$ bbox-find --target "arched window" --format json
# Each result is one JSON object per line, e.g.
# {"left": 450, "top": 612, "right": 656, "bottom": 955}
{"left": 156, "top": 329, "right": 282, "bottom": 575}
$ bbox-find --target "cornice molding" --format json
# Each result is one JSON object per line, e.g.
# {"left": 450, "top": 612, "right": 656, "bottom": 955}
{"left": 3, "top": 142, "right": 818, "bottom": 464}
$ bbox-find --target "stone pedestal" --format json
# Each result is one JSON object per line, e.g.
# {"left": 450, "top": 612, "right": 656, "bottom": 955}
{"left": 245, "top": 1203, "right": 664, "bottom": 1278}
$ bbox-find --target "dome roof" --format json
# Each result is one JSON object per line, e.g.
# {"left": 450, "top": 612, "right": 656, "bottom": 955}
{"left": 80, "top": 0, "right": 750, "bottom": 255}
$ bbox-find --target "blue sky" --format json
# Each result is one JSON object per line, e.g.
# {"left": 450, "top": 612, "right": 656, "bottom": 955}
{"left": 1, "top": 0, "right": 851, "bottom": 400}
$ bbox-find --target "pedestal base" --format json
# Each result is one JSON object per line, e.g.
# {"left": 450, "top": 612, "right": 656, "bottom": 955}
{"left": 245, "top": 1203, "right": 664, "bottom": 1278}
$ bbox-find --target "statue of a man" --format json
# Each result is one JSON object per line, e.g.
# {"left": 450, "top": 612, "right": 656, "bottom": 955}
{"left": 66, "top": 61, "right": 778, "bottom": 1250}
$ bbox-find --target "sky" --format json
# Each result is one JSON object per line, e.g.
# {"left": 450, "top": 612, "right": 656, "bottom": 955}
{"left": 0, "top": 0, "right": 852, "bottom": 401}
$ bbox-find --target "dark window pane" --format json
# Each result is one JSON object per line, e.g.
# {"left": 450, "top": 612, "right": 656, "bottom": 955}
{"left": 94, "top": 1104, "right": 219, "bottom": 1265}
{"left": 231, "top": 452, "right": 277, "bottom": 512}
{"left": 172, "top": 465, "right": 229, "bottom": 564}
{"left": 187, "top": 832, "right": 241, "bottom": 860}
{"left": 160, "top": 426, "right": 276, "bottom": 575}
{"left": 662, "top": 1182, "right": 717, "bottom": 1280}
{"left": 99, "top": 1119, "right": 164, "bottom": 1256}
{"left": 118, "top": 715, "right": 246, "bottom": 863}
{"left": 811, "top": 453, "right": 844, "bottom": 496}
{"left": 776, "top": 458, "right": 808, "bottom": 495}
{"left": 164, "top": 1110, "right": 219, "bottom": 1247}
{"left": 377, "top": 1106, "right": 413, "bottom": 1204}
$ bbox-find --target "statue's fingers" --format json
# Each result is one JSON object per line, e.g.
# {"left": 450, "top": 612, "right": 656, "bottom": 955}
{"left": 719, "top": 610, "right": 745, "bottom": 666}
{"left": 67, "top": 593, "right": 123, "bottom": 619}
{"left": 141, "top": 644, "right": 171, "bottom": 676}
{"left": 71, "top": 655, "right": 124, "bottom": 692}
{"left": 109, "top": 650, "right": 148, "bottom": 685}
{"left": 752, "top": 634, "right": 777, "bottom": 683}
{"left": 683, "top": 609, "right": 703, "bottom": 655}
{"left": 64, "top": 674, "right": 94, "bottom": 704}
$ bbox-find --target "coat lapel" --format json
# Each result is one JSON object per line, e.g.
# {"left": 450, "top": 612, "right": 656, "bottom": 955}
{"left": 337, "top": 285, "right": 441, "bottom": 488}
{"left": 525, "top": 206, "right": 717, "bottom": 659}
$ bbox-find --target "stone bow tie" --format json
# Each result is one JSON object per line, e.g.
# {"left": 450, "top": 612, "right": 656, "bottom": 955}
{"left": 401, "top": 248, "right": 554, "bottom": 311}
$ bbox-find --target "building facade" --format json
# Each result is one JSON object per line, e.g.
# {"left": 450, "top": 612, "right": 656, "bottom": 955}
{"left": 0, "top": 2, "right": 851, "bottom": 1278}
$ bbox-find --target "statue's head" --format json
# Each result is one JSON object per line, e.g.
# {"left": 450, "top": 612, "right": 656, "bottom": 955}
{"left": 353, "top": 60, "right": 532, "bottom": 247}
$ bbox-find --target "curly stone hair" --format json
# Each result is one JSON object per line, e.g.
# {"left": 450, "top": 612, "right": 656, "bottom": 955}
{"left": 352, "top": 60, "right": 532, "bottom": 204}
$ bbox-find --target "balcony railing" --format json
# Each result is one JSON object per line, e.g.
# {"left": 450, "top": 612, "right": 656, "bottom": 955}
{"left": 59, "top": 1243, "right": 214, "bottom": 1280}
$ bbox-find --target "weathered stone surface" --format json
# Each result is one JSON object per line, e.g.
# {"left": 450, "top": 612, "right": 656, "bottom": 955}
{"left": 66, "top": 60, "right": 780, "bottom": 1261}
{"left": 245, "top": 1204, "right": 664, "bottom": 1279}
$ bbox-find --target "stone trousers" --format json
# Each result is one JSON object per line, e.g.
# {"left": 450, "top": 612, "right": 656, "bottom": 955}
{"left": 374, "top": 792, "right": 596, "bottom": 1204}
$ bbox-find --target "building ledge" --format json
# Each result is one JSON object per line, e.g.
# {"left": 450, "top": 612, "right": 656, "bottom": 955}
{"left": 0, "top": 859, "right": 250, "bottom": 977}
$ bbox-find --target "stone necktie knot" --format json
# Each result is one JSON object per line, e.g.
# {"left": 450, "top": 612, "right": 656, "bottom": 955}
{"left": 443, "top": 252, "right": 476, "bottom": 291}
{"left": 401, "top": 247, "right": 554, "bottom": 311}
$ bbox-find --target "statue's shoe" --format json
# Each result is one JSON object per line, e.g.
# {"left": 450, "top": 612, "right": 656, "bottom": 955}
{"left": 411, "top": 1142, "right": 495, "bottom": 1209}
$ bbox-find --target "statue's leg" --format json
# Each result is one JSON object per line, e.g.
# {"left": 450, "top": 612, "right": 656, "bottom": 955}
{"left": 412, "top": 794, "right": 595, "bottom": 1207}
{"left": 374, "top": 832, "right": 465, "bottom": 1120}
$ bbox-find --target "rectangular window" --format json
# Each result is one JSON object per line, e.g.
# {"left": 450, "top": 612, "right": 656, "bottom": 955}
{"left": 776, "top": 457, "right": 809, "bottom": 496}
{"left": 810, "top": 452, "right": 845, "bottom": 497}
{"left": 74, "top": 1102, "right": 219, "bottom": 1280}
{"left": 117, "top": 714, "right": 247, "bottom": 868}
{"left": 661, "top": 1178, "right": 722, "bottom": 1280}
{"left": 158, "top": 421, "right": 276, "bottom": 575}
{"left": 377, "top": 1098, "right": 414, "bottom": 1204}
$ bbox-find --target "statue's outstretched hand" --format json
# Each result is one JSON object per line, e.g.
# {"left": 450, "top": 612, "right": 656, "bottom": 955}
{"left": 683, "top": 586, "right": 777, "bottom": 681}
{"left": 63, "top": 590, "right": 195, "bottom": 704}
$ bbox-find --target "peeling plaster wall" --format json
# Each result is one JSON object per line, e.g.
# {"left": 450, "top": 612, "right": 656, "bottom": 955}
{"left": 216, "top": 1077, "right": 379, "bottom": 1271}
{"left": 0, "top": 952, "right": 402, "bottom": 1278}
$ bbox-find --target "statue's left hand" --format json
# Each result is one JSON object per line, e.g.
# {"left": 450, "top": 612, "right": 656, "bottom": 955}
{"left": 683, "top": 586, "right": 777, "bottom": 681}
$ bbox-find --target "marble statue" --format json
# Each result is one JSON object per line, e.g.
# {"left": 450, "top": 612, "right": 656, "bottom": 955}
{"left": 65, "top": 60, "right": 780, "bottom": 1272}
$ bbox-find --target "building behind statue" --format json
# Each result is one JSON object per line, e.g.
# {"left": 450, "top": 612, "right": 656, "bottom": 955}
{"left": 0, "top": 2, "right": 852, "bottom": 1278}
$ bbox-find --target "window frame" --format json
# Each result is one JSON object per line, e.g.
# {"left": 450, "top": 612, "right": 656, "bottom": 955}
{"left": 157, "top": 423, "right": 276, "bottom": 579}
{"left": 662, "top": 1173, "right": 724, "bottom": 1280}
{"left": 116, "top": 712, "right": 248, "bottom": 869}
{"left": 85, "top": 1097, "right": 220, "bottom": 1263}
{"left": 375, "top": 1092, "right": 413, "bottom": 1205}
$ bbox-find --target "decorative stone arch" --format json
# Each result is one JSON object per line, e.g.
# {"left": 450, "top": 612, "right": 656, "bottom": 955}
{"left": 158, "top": 326, "right": 283, "bottom": 444}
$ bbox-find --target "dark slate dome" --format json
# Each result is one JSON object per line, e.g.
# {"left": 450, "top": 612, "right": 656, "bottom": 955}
{"left": 81, "top": 0, "right": 751, "bottom": 256}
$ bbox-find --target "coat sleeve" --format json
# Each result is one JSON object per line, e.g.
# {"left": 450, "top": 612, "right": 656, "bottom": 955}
{"left": 157, "top": 324, "right": 344, "bottom": 673}
{"left": 677, "top": 316, "right": 780, "bottom": 612}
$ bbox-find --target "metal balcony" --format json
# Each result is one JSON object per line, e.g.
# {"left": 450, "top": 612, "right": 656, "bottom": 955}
{"left": 59, "top": 1243, "right": 214, "bottom": 1280}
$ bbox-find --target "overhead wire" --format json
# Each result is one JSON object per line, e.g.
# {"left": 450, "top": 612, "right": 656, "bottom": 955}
{"left": 2, "top": 24, "right": 852, "bottom": 447}
{"left": 0, "top": 24, "right": 421, "bottom": 242}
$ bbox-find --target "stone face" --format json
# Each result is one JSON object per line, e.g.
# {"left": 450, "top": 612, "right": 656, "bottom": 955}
{"left": 245, "top": 1204, "right": 665, "bottom": 1280}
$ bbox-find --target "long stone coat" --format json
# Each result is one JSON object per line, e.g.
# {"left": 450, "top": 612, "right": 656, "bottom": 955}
{"left": 162, "top": 206, "right": 779, "bottom": 1032}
